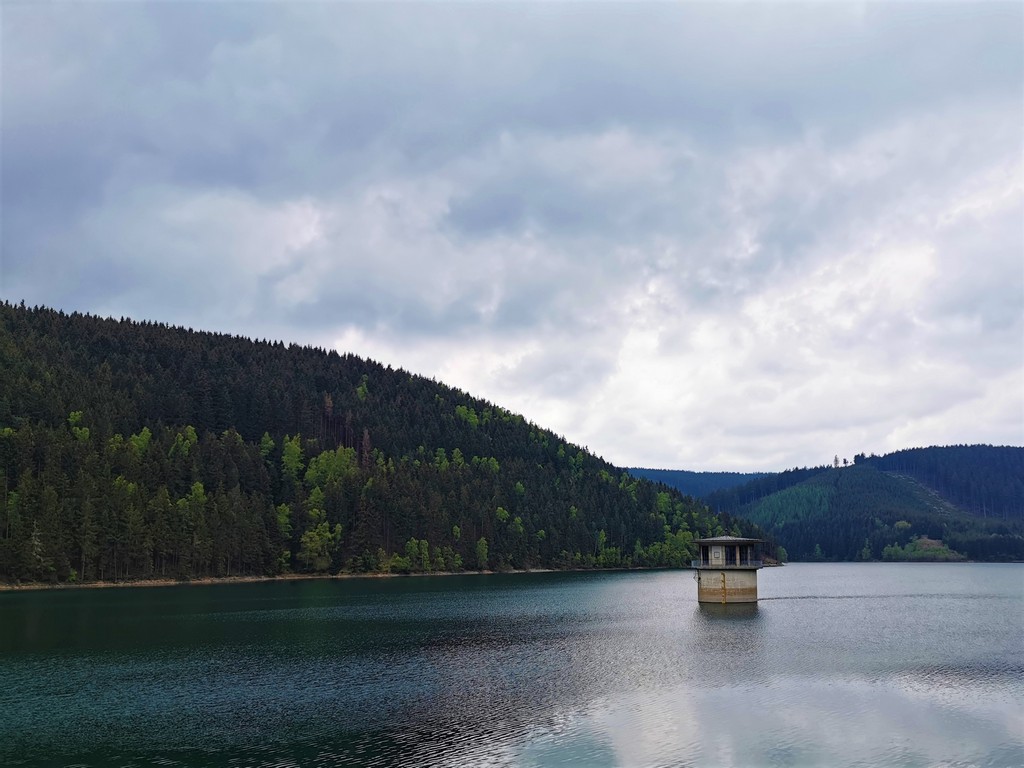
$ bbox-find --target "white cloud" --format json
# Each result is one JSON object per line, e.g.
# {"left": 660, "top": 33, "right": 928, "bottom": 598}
{"left": 2, "top": 2, "right": 1021, "bottom": 470}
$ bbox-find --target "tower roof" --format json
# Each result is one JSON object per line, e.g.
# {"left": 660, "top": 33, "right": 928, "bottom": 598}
{"left": 694, "top": 536, "right": 763, "bottom": 545}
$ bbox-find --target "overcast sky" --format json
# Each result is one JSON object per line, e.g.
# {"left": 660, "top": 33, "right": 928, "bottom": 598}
{"left": 2, "top": 2, "right": 1022, "bottom": 471}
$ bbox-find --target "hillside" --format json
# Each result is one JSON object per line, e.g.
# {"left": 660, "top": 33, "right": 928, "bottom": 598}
{"left": 706, "top": 450, "right": 1024, "bottom": 561}
{"left": 626, "top": 468, "right": 766, "bottom": 498}
{"left": 859, "top": 446, "right": 1024, "bottom": 521}
{"left": 0, "top": 302, "right": 763, "bottom": 585}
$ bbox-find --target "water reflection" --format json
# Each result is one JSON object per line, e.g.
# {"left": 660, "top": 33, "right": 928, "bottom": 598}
{"left": 696, "top": 602, "right": 760, "bottom": 620}
{"left": 0, "top": 566, "right": 1021, "bottom": 767}
{"left": 685, "top": 601, "right": 767, "bottom": 690}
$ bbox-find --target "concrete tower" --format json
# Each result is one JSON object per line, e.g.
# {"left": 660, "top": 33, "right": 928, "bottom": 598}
{"left": 692, "top": 536, "right": 764, "bottom": 603}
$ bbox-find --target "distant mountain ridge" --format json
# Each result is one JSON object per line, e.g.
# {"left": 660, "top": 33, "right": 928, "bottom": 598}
{"left": 703, "top": 447, "right": 1024, "bottom": 562}
{"left": 626, "top": 468, "right": 767, "bottom": 499}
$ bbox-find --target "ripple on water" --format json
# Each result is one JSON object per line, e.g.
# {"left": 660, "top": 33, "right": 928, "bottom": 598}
{"left": 0, "top": 566, "right": 1021, "bottom": 767}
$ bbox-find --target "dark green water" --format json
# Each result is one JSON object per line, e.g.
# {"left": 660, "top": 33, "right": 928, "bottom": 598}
{"left": 1, "top": 563, "right": 1021, "bottom": 767}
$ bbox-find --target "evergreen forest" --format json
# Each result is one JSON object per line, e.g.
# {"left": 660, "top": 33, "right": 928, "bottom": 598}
{"left": 627, "top": 468, "right": 766, "bottom": 499}
{"left": 0, "top": 302, "right": 762, "bottom": 585}
{"left": 705, "top": 449, "right": 1024, "bottom": 562}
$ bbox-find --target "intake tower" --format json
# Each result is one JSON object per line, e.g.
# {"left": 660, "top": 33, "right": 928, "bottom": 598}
{"left": 692, "top": 536, "right": 764, "bottom": 604}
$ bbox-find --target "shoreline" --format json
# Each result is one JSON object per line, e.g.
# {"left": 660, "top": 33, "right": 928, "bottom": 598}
{"left": 0, "top": 568, "right": 565, "bottom": 592}
{"left": 4, "top": 560, "right": 1009, "bottom": 593}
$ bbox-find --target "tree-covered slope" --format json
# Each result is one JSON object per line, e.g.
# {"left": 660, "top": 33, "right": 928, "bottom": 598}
{"left": 626, "top": 468, "right": 766, "bottom": 498}
{"left": 704, "top": 466, "right": 828, "bottom": 512}
{"left": 858, "top": 446, "right": 1024, "bottom": 521}
{"left": 0, "top": 302, "right": 758, "bottom": 584}
{"left": 717, "top": 454, "right": 1024, "bottom": 562}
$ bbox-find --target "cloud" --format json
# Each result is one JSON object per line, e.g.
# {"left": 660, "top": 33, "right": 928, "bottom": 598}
{"left": 1, "top": 2, "right": 1021, "bottom": 470}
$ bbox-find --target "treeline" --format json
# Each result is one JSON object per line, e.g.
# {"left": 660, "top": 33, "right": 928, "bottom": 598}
{"left": 627, "top": 468, "right": 766, "bottom": 499}
{"left": 0, "top": 302, "right": 751, "bottom": 584}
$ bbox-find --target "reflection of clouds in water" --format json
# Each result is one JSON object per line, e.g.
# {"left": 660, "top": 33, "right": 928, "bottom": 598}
{"left": 596, "top": 690, "right": 701, "bottom": 767}
{"left": 250, "top": 572, "right": 1024, "bottom": 766}
{"left": 440, "top": 615, "right": 1021, "bottom": 765}
{"left": 572, "top": 679, "right": 1023, "bottom": 768}
{"left": 4, "top": 569, "right": 1021, "bottom": 767}
{"left": 517, "top": 720, "right": 618, "bottom": 768}
{"left": 888, "top": 664, "right": 1024, "bottom": 743}
{"left": 287, "top": 573, "right": 1024, "bottom": 767}
{"left": 685, "top": 603, "right": 769, "bottom": 687}
{"left": 423, "top": 571, "right": 1021, "bottom": 767}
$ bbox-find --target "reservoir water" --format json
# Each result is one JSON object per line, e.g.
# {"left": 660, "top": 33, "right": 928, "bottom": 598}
{"left": 1, "top": 563, "right": 1021, "bottom": 767}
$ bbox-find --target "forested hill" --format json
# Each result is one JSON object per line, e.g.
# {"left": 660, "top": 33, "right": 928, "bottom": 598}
{"left": 857, "top": 446, "right": 1024, "bottom": 520}
{"left": 0, "top": 302, "right": 761, "bottom": 585}
{"left": 706, "top": 447, "right": 1024, "bottom": 562}
{"left": 627, "top": 468, "right": 766, "bottom": 498}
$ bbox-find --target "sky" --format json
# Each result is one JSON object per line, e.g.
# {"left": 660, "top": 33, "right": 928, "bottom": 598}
{"left": 2, "top": 2, "right": 1022, "bottom": 471}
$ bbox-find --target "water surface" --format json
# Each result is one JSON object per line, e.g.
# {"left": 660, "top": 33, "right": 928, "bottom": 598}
{"left": 1, "top": 563, "right": 1021, "bottom": 767}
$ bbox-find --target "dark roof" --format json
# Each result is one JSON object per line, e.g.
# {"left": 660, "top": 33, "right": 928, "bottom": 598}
{"left": 695, "top": 536, "right": 763, "bottom": 544}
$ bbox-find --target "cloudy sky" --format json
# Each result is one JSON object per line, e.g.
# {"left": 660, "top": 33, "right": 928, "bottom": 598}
{"left": 2, "top": 2, "right": 1022, "bottom": 471}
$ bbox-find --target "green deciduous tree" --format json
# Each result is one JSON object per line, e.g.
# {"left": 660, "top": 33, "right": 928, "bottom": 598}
{"left": 298, "top": 522, "right": 342, "bottom": 572}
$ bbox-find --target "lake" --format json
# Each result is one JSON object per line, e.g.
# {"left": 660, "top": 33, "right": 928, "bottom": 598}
{"left": 1, "top": 563, "right": 1021, "bottom": 767}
